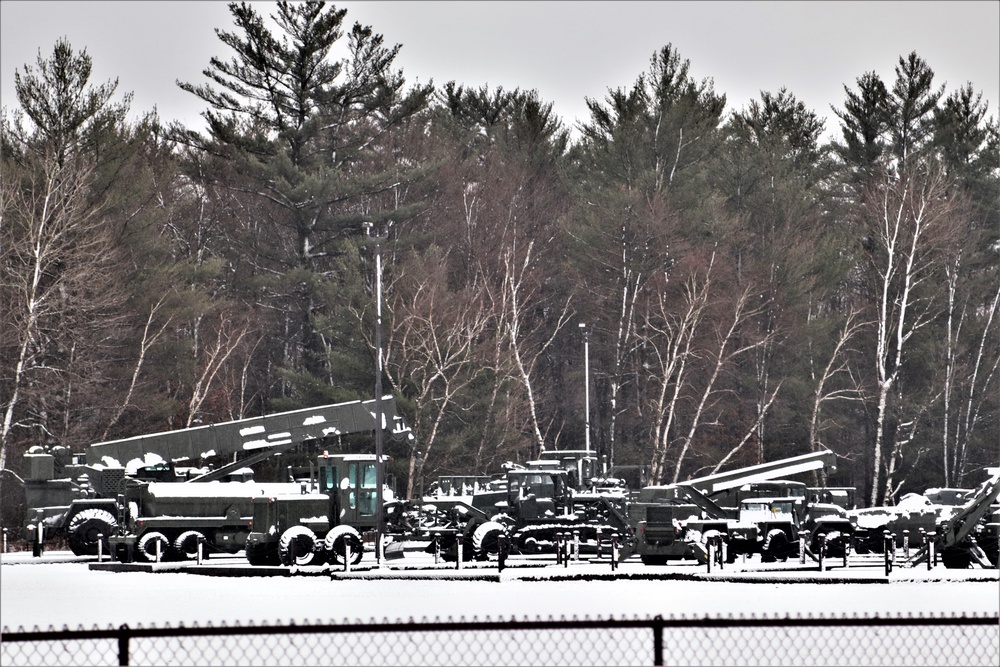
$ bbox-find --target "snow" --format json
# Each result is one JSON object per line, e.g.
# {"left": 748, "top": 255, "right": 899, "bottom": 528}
{"left": 1, "top": 552, "right": 997, "bottom": 631}
{"left": 124, "top": 453, "right": 166, "bottom": 475}
{"left": 144, "top": 482, "right": 302, "bottom": 498}
{"left": 2, "top": 553, "right": 997, "bottom": 666}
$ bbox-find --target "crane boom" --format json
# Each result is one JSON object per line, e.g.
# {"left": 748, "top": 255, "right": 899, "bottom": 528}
{"left": 85, "top": 396, "right": 410, "bottom": 468}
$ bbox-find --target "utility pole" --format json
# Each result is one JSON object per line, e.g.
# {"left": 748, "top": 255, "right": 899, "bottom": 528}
{"left": 579, "top": 322, "right": 590, "bottom": 454}
{"left": 365, "top": 222, "right": 386, "bottom": 566}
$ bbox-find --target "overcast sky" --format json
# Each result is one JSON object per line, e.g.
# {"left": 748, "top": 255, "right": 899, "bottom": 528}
{"left": 1, "top": 1, "right": 997, "bottom": 142}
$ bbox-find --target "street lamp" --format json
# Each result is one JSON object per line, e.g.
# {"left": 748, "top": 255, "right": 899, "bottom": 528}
{"left": 579, "top": 322, "right": 590, "bottom": 454}
{"left": 365, "top": 221, "right": 387, "bottom": 565}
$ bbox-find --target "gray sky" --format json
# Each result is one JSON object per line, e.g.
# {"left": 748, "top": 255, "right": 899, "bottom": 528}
{"left": 2, "top": 1, "right": 997, "bottom": 141}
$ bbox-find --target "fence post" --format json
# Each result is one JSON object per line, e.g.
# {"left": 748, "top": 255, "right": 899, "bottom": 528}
{"left": 433, "top": 533, "right": 440, "bottom": 565}
{"left": 3, "top": 527, "right": 7, "bottom": 553}
{"left": 926, "top": 531, "right": 936, "bottom": 570}
{"left": 818, "top": 534, "right": 825, "bottom": 572}
{"left": 843, "top": 532, "right": 850, "bottom": 568}
{"left": 33, "top": 519, "right": 43, "bottom": 558}
{"left": 903, "top": 530, "right": 909, "bottom": 560}
{"left": 573, "top": 529, "right": 581, "bottom": 562}
{"left": 707, "top": 537, "right": 715, "bottom": 574}
{"left": 97, "top": 534, "right": 104, "bottom": 563}
{"left": 118, "top": 623, "right": 130, "bottom": 667}
{"left": 456, "top": 535, "right": 463, "bottom": 571}
{"left": 798, "top": 530, "right": 808, "bottom": 564}
{"left": 596, "top": 527, "right": 603, "bottom": 559}
{"left": 498, "top": 532, "right": 507, "bottom": 573}
{"left": 882, "top": 530, "right": 896, "bottom": 577}
{"left": 556, "top": 532, "right": 563, "bottom": 565}
{"left": 611, "top": 534, "right": 619, "bottom": 571}
{"left": 652, "top": 615, "right": 664, "bottom": 667}
{"left": 197, "top": 535, "right": 204, "bottom": 565}
{"left": 344, "top": 538, "right": 350, "bottom": 574}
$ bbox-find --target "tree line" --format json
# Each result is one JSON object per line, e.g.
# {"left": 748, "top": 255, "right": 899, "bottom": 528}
{"left": 2, "top": 2, "right": 997, "bottom": 524}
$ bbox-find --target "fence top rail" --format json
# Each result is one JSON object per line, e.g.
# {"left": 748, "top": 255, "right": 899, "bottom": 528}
{"left": 3, "top": 612, "right": 999, "bottom": 642}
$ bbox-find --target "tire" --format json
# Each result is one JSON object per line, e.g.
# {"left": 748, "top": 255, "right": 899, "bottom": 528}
{"left": 490, "top": 513, "right": 517, "bottom": 532}
{"left": 815, "top": 530, "right": 847, "bottom": 558}
{"left": 173, "top": 531, "right": 206, "bottom": 560}
{"left": 137, "top": 531, "right": 171, "bottom": 562}
{"left": 941, "top": 546, "right": 972, "bottom": 569}
{"left": 324, "top": 525, "right": 364, "bottom": 565}
{"left": 245, "top": 540, "right": 279, "bottom": 566}
{"left": 471, "top": 521, "right": 506, "bottom": 560}
{"left": 641, "top": 555, "right": 669, "bottom": 566}
{"left": 67, "top": 509, "right": 118, "bottom": 557}
{"left": 762, "top": 529, "right": 789, "bottom": 563}
{"left": 279, "top": 526, "right": 319, "bottom": 566}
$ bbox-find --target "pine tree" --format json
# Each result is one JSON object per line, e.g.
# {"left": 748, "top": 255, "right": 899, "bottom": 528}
{"left": 175, "top": 1, "right": 432, "bottom": 403}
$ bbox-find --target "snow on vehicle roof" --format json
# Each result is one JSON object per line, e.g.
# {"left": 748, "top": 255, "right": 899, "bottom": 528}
{"left": 145, "top": 481, "right": 304, "bottom": 497}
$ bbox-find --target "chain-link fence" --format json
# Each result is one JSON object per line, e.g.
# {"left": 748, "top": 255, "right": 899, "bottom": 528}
{"left": 3, "top": 613, "right": 998, "bottom": 666}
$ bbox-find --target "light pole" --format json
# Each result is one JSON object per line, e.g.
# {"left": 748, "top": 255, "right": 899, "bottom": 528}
{"left": 365, "top": 222, "right": 387, "bottom": 565}
{"left": 579, "top": 322, "right": 590, "bottom": 454}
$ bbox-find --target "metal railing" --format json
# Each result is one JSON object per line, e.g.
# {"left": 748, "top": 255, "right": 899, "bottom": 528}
{"left": 3, "top": 612, "right": 998, "bottom": 666}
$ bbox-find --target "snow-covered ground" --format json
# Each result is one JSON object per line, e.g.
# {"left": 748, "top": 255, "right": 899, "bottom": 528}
{"left": 2, "top": 551, "right": 998, "bottom": 666}
{"left": 2, "top": 550, "right": 997, "bottom": 629}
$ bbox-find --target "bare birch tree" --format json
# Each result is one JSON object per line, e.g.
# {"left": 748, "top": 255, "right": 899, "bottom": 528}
{"left": 0, "top": 150, "right": 102, "bottom": 471}
{"left": 941, "top": 257, "right": 1000, "bottom": 486}
{"left": 643, "top": 251, "right": 775, "bottom": 483}
{"left": 384, "top": 249, "right": 493, "bottom": 497}
{"left": 859, "top": 162, "right": 962, "bottom": 504}
{"left": 807, "top": 307, "right": 869, "bottom": 466}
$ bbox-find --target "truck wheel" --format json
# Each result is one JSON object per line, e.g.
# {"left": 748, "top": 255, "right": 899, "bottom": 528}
{"left": 245, "top": 541, "right": 279, "bottom": 566}
{"left": 941, "top": 546, "right": 972, "bottom": 569}
{"left": 471, "top": 521, "right": 507, "bottom": 560}
{"left": 640, "top": 555, "right": 669, "bottom": 566}
{"left": 173, "top": 531, "right": 206, "bottom": 560}
{"left": 67, "top": 509, "right": 118, "bottom": 556}
{"left": 324, "top": 525, "right": 364, "bottom": 565}
{"left": 490, "top": 513, "right": 517, "bottom": 532}
{"left": 815, "top": 530, "right": 847, "bottom": 558}
{"left": 279, "top": 526, "right": 319, "bottom": 566}
{"left": 137, "top": 531, "right": 171, "bottom": 562}
{"left": 762, "top": 529, "right": 789, "bottom": 563}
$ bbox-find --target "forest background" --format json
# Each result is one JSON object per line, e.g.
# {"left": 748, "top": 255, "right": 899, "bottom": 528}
{"left": 2, "top": 1, "right": 997, "bottom": 530}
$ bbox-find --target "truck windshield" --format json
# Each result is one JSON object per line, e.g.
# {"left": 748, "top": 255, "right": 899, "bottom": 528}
{"left": 320, "top": 465, "right": 337, "bottom": 494}
{"left": 348, "top": 462, "right": 377, "bottom": 516}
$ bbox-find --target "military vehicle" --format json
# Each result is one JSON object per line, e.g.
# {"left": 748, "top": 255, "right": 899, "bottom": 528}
{"left": 20, "top": 396, "right": 413, "bottom": 558}
{"left": 632, "top": 449, "right": 849, "bottom": 564}
{"left": 849, "top": 468, "right": 1000, "bottom": 569}
{"left": 246, "top": 451, "right": 500, "bottom": 565}
{"left": 244, "top": 452, "right": 385, "bottom": 565}
{"left": 463, "top": 450, "right": 634, "bottom": 558}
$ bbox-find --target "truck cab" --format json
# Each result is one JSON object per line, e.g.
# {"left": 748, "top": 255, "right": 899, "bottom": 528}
{"left": 728, "top": 497, "right": 802, "bottom": 562}
{"left": 244, "top": 453, "right": 382, "bottom": 566}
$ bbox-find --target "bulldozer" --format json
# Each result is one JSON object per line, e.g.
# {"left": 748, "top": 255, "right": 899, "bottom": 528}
{"left": 465, "top": 450, "right": 634, "bottom": 559}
